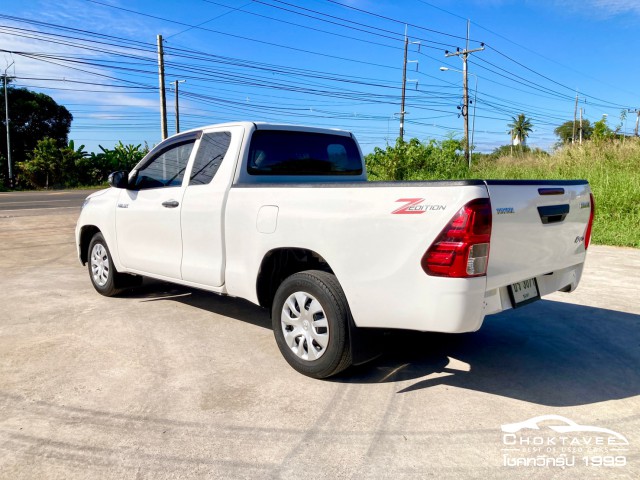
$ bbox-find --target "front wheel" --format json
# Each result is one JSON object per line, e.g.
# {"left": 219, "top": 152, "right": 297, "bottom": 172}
{"left": 272, "top": 270, "right": 352, "bottom": 378}
{"left": 87, "top": 232, "right": 122, "bottom": 297}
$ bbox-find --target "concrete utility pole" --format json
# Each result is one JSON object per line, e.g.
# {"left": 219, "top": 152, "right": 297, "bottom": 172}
{"left": 157, "top": 35, "right": 168, "bottom": 140}
{"left": 173, "top": 80, "right": 186, "bottom": 134}
{"left": 440, "top": 66, "right": 477, "bottom": 167}
{"left": 579, "top": 107, "right": 584, "bottom": 145}
{"left": 628, "top": 108, "right": 640, "bottom": 136}
{"left": 445, "top": 20, "right": 484, "bottom": 166}
{"left": 399, "top": 27, "right": 420, "bottom": 141}
{"left": 3, "top": 61, "right": 14, "bottom": 188}
{"left": 572, "top": 92, "right": 579, "bottom": 144}
{"left": 399, "top": 33, "right": 408, "bottom": 141}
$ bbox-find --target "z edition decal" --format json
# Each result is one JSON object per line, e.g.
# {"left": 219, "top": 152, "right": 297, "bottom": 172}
{"left": 391, "top": 198, "right": 446, "bottom": 214}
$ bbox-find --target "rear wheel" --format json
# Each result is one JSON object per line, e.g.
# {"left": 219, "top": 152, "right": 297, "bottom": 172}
{"left": 272, "top": 270, "right": 352, "bottom": 378}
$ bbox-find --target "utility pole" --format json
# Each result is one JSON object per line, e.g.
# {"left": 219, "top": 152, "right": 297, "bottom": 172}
{"left": 399, "top": 26, "right": 420, "bottom": 141}
{"left": 3, "top": 61, "right": 14, "bottom": 188}
{"left": 399, "top": 32, "right": 408, "bottom": 141}
{"left": 579, "top": 107, "right": 584, "bottom": 145}
{"left": 172, "top": 80, "right": 186, "bottom": 134}
{"left": 628, "top": 108, "right": 640, "bottom": 136}
{"left": 157, "top": 34, "right": 168, "bottom": 140}
{"left": 510, "top": 130, "right": 513, "bottom": 155}
{"left": 445, "top": 20, "right": 484, "bottom": 166}
{"left": 572, "top": 92, "right": 579, "bottom": 144}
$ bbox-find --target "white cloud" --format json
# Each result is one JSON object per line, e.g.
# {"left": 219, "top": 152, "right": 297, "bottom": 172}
{"left": 550, "top": 0, "right": 640, "bottom": 17}
{"left": 586, "top": 0, "right": 640, "bottom": 15}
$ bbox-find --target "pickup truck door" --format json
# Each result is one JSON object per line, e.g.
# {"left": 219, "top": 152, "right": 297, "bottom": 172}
{"left": 115, "top": 133, "right": 198, "bottom": 279}
{"left": 180, "top": 126, "right": 245, "bottom": 287}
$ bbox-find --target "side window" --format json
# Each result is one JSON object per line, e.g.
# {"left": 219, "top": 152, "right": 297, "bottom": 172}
{"left": 189, "top": 132, "right": 232, "bottom": 185}
{"left": 134, "top": 141, "right": 195, "bottom": 190}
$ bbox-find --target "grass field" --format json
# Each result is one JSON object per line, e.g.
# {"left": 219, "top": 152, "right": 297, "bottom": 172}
{"left": 470, "top": 140, "right": 640, "bottom": 248}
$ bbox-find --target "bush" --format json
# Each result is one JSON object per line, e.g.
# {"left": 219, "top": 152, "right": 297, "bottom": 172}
{"left": 16, "top": 140, "right": 149, "bottom": 188}
{"left": 366, "top": 136, "right": 467, "bottom": 181}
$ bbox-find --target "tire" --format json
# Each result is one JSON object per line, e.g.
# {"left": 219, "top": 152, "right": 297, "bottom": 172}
{"left": 87, "top": 232, "right": 122, "bottom": 297}
{"left": 272, "top": 270, "right": 353, "bottom": 378}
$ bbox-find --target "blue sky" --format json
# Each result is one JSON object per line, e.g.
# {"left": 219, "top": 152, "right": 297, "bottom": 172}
{"left": 1, "top": 0, "right": 639, "bottom": 154}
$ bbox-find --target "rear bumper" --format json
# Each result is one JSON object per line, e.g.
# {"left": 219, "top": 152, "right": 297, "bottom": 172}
{"left": 348, "top": 262, "right": 584, "bottom": 334}
{"left": 483, "top": 262, "right": 584, "bottom": 316}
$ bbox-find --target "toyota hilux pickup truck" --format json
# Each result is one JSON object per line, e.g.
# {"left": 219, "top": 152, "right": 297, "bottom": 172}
{"left": 76, "top": 122, "right": 595, "bottom": 378}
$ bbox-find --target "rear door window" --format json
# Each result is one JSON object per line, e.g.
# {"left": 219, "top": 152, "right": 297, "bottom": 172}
{"left": 189, "top": 131, "right": 232, "bottom": 185}
{"left": 247, "top": 130, "right": 362, "bottom": 176}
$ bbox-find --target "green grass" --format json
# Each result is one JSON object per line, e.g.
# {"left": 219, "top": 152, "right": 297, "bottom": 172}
{"left": 469, "top": 140, "right": 640, "bottom": 248}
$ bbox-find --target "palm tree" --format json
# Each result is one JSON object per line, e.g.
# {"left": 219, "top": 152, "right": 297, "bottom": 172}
{"left": 508, "top": 114, "right": 533, "bottom": 146}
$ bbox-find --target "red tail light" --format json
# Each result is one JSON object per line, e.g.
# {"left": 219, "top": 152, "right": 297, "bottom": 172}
{"left": 422, "top": 198, "right": 492, "bottom": 277}
{"left": 584, "top": 193, "right": 595, "bottom": 249}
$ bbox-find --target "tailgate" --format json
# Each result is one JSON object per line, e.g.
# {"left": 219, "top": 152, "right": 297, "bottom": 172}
{"left": 485, "top": 180, "right": 592, "bottom": 290}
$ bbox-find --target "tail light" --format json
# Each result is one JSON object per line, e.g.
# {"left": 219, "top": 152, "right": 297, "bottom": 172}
{"left": 422, "top": 198, "right": 492, "bottom": 277}
{"left": 584, "top": 193, "right": 595, "bottom": 249}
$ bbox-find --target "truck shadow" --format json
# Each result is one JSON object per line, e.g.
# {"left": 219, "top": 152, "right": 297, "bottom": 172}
{"left": 337, "top": 300, "right": 640, "bottom": 407}
{"left": 121, "top": 283, "right": 640, "bottom": 407}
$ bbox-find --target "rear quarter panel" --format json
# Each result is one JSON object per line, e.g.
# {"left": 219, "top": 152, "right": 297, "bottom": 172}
{"left": 224, "top": 182, "right": 490, "bottom": 331}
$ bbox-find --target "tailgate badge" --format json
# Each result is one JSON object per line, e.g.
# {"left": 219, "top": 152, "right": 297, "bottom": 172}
{"left": 496, "top": 207, "right": 515, "bottom": 215}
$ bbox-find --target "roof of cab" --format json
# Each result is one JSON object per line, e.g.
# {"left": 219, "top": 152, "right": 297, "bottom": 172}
{"left": 176, "top": 121, "right": 353, "bottom": 138}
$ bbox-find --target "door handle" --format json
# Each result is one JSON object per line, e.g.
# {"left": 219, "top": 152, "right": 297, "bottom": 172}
{"left": 162, "top": 200, "right": 180, "bottom": 208}
{"left": 537, "top": 204, "right": 569, "bottom": 224}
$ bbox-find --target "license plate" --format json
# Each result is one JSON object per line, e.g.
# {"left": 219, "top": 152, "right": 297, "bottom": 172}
{"left": 508, "top": 278, "right": 540, "bottom": 308}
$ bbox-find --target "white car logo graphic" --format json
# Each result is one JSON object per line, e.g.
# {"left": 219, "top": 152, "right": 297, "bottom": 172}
{"left": 502, "top": 415, "right": 628, "bottom": 445}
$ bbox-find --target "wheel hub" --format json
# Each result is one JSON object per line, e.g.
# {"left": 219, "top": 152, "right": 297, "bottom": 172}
{"left": 90, "top": 243, "right": 110, "bottom": 287}
{"left": 281, "top": 291, "right": 330, "bottom": 361}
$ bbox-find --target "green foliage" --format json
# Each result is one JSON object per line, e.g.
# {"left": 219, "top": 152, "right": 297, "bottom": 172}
{"left": 554, "top": 119, "right": 593, "bottom": 143}
{"left": 592, "top": 117, "right": 614, "bottom": 144}
{"left": 507, "top": 113, "right": 533, "bottom": 144}
{"left": 0, "top": 86, "right": 72, "bottom": 181}
{"left": 75, "top": 142, "right": 148, "bottom": 186}
{"left": 18, "top": 137, "right": 76, "bottom": 188}
{"left": 17, "top": 139, "right": 148, "bottom": 188}
{"left": 365, "top": 136, "right": 467, "bottom": 181}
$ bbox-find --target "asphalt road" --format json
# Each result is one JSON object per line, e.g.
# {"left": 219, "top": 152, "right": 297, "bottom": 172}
{"left": 0, "top": 189, "right": 98, "bottom": 215}
{"left": 0, "top": 191, "right": 638, "bottom": 479}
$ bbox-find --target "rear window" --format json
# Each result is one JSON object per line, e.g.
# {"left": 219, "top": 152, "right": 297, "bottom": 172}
{"left": 247, "top": 130, "right": 362, "bottom": 176}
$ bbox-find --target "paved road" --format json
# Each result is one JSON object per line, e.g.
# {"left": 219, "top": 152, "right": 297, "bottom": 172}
{"left": 0, "top": 195, "right": 638, "bottom": 479}
{"left": 0, "top": 189, "right": 98, "bottom": 215}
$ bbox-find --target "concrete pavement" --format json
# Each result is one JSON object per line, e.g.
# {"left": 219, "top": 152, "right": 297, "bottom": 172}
{"left": 0, "top": 194, "right": 638, "bottom": 479}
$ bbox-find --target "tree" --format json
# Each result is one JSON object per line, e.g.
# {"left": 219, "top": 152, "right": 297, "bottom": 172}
{"left": 74, "top": 142, "right": 148, "bottom": 186}
{"left": 18, "top": 137, "right": 85, "bottom": 188}
{"left": 365, "top": 135, "right": 466, "bottom": 181}
{"left": 0, "top": 86, "right": 73, "bottom": 183}
{"left": 554, "top": 119, "right": 593, "bottom": 143}
{"left": 507, "top": 113, "right": 533, "bottom": 145}
{"left": 592, "top": 116, "right": 613, "bottom": 144}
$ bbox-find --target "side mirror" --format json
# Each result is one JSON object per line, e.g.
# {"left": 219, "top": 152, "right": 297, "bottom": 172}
{"left": 108, "top": 170, "right": 130, "bottom": 189}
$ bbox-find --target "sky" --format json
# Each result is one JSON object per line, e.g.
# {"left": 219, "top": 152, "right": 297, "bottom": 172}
{"left": 1, "top": 0, "right": 639, "bottom": 155}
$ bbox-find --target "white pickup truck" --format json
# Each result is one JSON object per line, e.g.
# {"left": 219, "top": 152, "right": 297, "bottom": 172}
{"left": 76, "top": 122, "right": 594, "bottom": 378}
